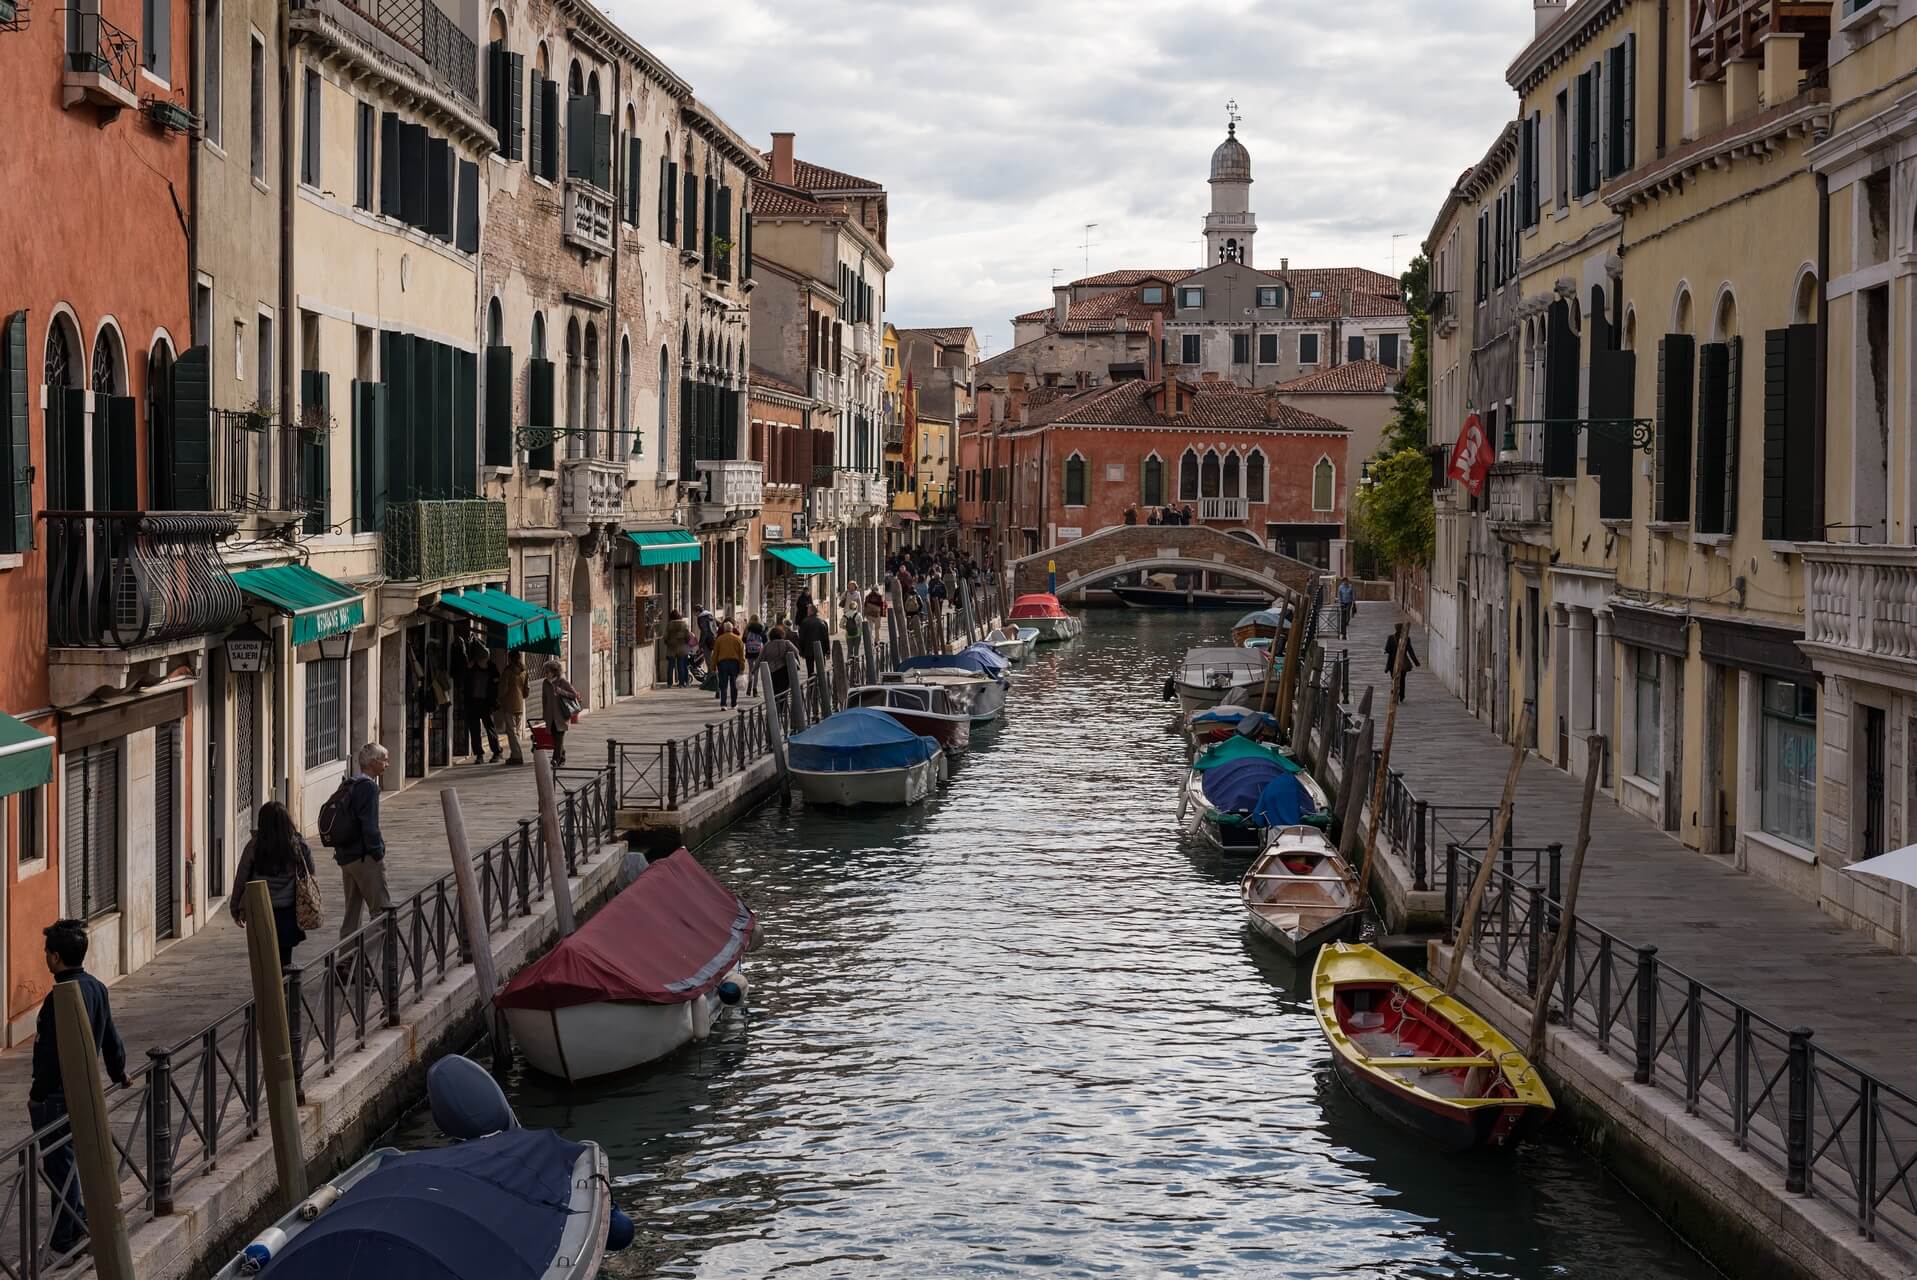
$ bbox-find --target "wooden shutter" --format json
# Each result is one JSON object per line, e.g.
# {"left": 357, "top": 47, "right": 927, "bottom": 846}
{"left": 1623, "top": 34, "right": 1636, "bottom": 173}
{"left": 428, "top": 135, "right": 453, "bottom": 240}
{"left": 743, "top": 208, "right": 754, "bottom": 279}
{"left": 626, "top": 136, "right": 642, "bottom": 224}
{"left": 420, "top": 340, "right": 450, "bottom": 499}
{"left": 301, "top": 369, "right": 330, "bottom": 534}
{"left": 380, "top": 111, "right": 401, "bottom": 214}
{"left": 593, "top": 112, "right": 612, "bottom": 190}
{"left": 1348, "top": 335, "right": 1365, "bottom": 362}
{"left": 704, "top": 174, "right": 717, "bottom": 257}
{"left": 1518, "top": 115, "right": 1533, "bottom": 228}
{"left": 64, "top": 744, "right": 119, "bottom": 921}
{"left": 301, "top": 69, "right": 320, "bottom": 186}
{"left": 53, "top": 389, "right": 86, "bottom": 509}
{"left": 1605, "top": 45, "right": 1623, "bottom": 177}
{"left": 1695, "top": 341, "right": 1729, "bottom": 532}
{"left": 104, "top": 396, "right": 137, "bottom": 509}
{"left": 540, "top": 80, "right": 558, "bottom": 179}
{"left": 400, "top": 122, "right": 428, "bottom": 229}
{"left": 456, "top": 158, "right": 479, "bottom": 253}
{"left": 484, "top": 345, "right": 513, "bottom": 466}
{"left": 1543, "top": 300, "right": 1579, "bottom": 477}
{"left": 454, "top": 348, "right": 476, "bottom": 497}
{"left": 1592, "top": 346, "right": 1635, "bottom": 520}
{"left": 155, "top": 723, "right": 176, "bottom": 940}
{"left": 1655, "top": 334, "right": 1694, "bottom": 522}
{"left": 506, "top": 52, "right": 524, "bottom": 161}
{"left": 353, "top": 378, "right": 387, "bottom": 532}
{"left": 2, "top": 311, "right": 33, "bottom": 551}
{"left": 659, "top": 157, "right": 671, "bottom": 238}
{"left": 383, "top": 331, "right": 415, "bottom": 504}
{"left": 683, "top": 168, "right": 698, "bottom": 251}
{"left": 528, "top": 357, "right": 555, "bottom": 470}
{"left": 1723, "top": 334, "right": 1741, "bottom": 534}
{"left": 566, "top": 95, "right": 593, "bottom": 180}
{"left": 528, "top": 71, "right": 545, "bottom": 177}
{"left": 716, "top": 185, "right": 733, "bottom": 278}
{"left": 1758, "top": 323, "right": 1817, "bottom": 542}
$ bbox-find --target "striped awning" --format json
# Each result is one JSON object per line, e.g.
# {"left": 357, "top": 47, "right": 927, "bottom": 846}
{"left": 627, "top": 529, "right": 701, "bottom": 566}
{"left": 438, "top": 588, "right": 563, "bottom": 655}
{"left": 229, "top": 564, "right": 366, "bottom": 646}
{"left": 0, "top": 713, "right": 53, "bottom": 800}
{"left": 766, "top": 546, "right": 834, "bottom": 575}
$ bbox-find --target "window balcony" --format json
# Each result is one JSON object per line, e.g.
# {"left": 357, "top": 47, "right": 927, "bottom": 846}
{"left": 559, "top": 456, "right": 625, "bottom": 529}
{"left": 1198, "top": 496, "right": 1249, "bottom": 522}
{"left": 1801, "top": 544, "right": 1917, "bottom": 669}
{"left": 62, "top": 9, "right": 140, "bottom": 113}
{"left": 810, "top": 369, "right": 844, "bottom": 410}
{"left": 1487, "top": 461, "right": 1550, "bottom": 541}
{"left": 853, "top": 324, "right": 873, "bottom": 358}
{"left": 292, "top": 0, "right": 476, "bottom": 104}
{"left": 564, "top": 178, "right": 614, "bottom": 257}
{"left": 807, "top": 484, "right": 842, "bottom": 529}
{"left": 692, "top": 459, "right": 764, "bottom": 525}
{"left": 214, "top": 408, "right": 308, "bottom": 520}
{"left": 381, "top": 499, "right": 508, "bottom": 584}
{"left": 45, "top": 511, "right": 244, "bottom": 704}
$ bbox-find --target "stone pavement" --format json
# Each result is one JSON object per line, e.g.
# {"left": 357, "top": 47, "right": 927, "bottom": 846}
{"left": 0, "top": 681, "right": 764, "bottom": 1148}
{"left": 1324, "top": 602, "right": 1917, "bottom": 1096}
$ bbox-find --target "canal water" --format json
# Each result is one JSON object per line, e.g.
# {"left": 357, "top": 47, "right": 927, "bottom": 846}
{"left": 400, "top": 610, "right": 1721, "bottom": 1279}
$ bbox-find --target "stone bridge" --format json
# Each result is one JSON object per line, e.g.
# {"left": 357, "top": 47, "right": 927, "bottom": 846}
{"left": 1011, "top": 525, "right": 1322, "bottom": 602}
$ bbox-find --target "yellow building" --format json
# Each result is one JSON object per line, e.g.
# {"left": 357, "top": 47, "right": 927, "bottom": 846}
{"left": 1801, "top": 5, "right": 1917, "bottom": 946}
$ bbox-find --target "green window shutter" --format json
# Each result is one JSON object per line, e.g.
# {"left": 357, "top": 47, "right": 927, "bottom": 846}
{"left": 1763, "top": 329, "right": 1789, "bottom": 540}
{"left": 1655, "top": 335, "right": 1693, "bottom": 523}
{"left": 1695, "top": 341, "right": 1729, "bottom": 533}
{"left": 593, "top": 112, "right": 611, "bottom": 190}
{"left": 484, "top": 345, "right": 513, "bottom": 467}
{"left": 528, "top": 72, "right": 545, "bottom": 177}
{"left": 427, "top": 135, "right": 452, "bottom": 240}
{"left": 527, "top": 357, "right": 555, "bottom": 471}
{"left": 454, "top": 348, "right": 476, "bottom": 497}
{"left": 1783, "top": 324, "right": 1816, "bottom": 541}
{"left": 1591, "top": 346, "right": 1635, "bottom": 520}
{"left": 457, "top": 159, "right": 479, "bottom": 253}
{"left": 1723, "top": 334, "right": 1741, "bottom": 534}
{"left": 354, "top": 379, "right": 387, "bottom": 532}
{"left": 540, "top": 79, "right": 558, "bottom": 179}
{"left": 625, "top": 136, "right": 642, "bottom": 224}
{"left": 380, "top": 112, "right": 401, "bottom": 215}
{"left": 415, "top": 339, "right": 447, "bottom": 499}
{"left": 1542, "top": 300, "right": 1579, "bottom": 477}
{"left": 566, "top": 95, "right": 592, "bottom": 180}
{"left": 384, "top": 331, "right": 415, "bottom": 504}
{"left": 703, "top": 174, "right": 716, "bottom": 257}
{"left": 1, "top": 311, "right": 33, "bottom": 550}
{"left": 399, "top": 122, "right": 427, "bottom": 229}
{"left": 301, "top": 369, "right": 330, "bottom": 534}
{"left": 103, "top": 396, "right": 137, "bottom": 510}
{"left": 507, "top": 52, "right": 525, "bottom": 161}
{"left": 660, "top": 157, "right": 673, "bottom": 239}
{"left": 742, "top": 210, "right": 752, "bottom": 280}
{"left": 682, "top": 168, "right": 697, "bottom": 251}
{"left": 53, "top": 389, "right": 86, "bottom": 510}
{"left": 716, "top": 185, "right": 732, "bottom": 279}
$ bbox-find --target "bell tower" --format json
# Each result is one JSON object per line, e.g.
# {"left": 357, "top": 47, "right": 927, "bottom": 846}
{"left": 1204, "top": 103, "right": 1257, "bottom": 268}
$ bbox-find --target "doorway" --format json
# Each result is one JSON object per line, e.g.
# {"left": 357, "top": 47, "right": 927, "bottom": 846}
{"left": 1524, "top": 585, "right": 1540, "bottom": 747}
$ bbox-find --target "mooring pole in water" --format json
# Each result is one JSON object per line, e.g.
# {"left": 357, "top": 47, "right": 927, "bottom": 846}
{"left": 1445, "top": 705, "right": 1533, "bottom": 995}
{"left": 886, "top": 577, "right": 909, "bottom": 660}
{"left": 832, "top": 638, "right": 850, "bottom": 712}
{"left": 533, "top": 749, "right": 576, "bottom": 937}
{"left": 443, "top": 788, "right": 511, "bottom": 1071}
{"left": 51, "top": 981, "right": 136, "bottom": 1280}
{"left": 1355, "top": 631, "right": 1414, "bottom": 903}
{"left": 1293, "top": 646, "right": 1324, "bottom": 778}
{"left": 239, "top": 879, "right": 309, "bottom": 1215}
{"left": 1528, "top": 736, "right": 1604, "bottom": 1060}
{"left": 1336, "top": 689, "right": 1375, "bottom": 868}
{"left": 784, "top": 649, "right": 810, "bottom": 733}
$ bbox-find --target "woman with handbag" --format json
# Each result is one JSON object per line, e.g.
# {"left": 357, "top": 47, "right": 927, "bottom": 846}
{"left": 541, "top": 659, "right": 582, "bottom": 766}
{"left": 230, "top": 801, "right": 320, "bottom": 968}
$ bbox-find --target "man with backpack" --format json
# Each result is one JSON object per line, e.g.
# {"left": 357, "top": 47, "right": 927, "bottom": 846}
{"left": 320, "top": 743, "right": 391, "bottom": 938}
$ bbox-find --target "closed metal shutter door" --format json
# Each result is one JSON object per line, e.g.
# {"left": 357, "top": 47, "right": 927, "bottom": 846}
{"left": 63, "top": 744, "right": 120, "bottom": 921}
{"left": 235, "top": 673, "right": 258, "bottom": 818}
{"left": 155, "top": 725, "right": 177, "bottom": 940}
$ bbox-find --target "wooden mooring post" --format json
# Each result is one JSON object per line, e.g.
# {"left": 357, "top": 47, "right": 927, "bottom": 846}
{"left": 442, "top": 788, "right": 511, "bottom": 1070}
{"left": 1445, "top": 706, "right": 1534, "bottom": 995}
{"left": 1529, "top": 736, "right": 1605, "bottom": 1060}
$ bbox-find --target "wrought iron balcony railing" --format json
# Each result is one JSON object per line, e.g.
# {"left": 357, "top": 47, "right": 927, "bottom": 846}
{"left": 381, "top": 499, "right": 508, "bottom": 583}
{"left": 45, "top": 511, "right": 243, "bottom": 648}
{"left": 61, "top": 8, "right": 138, "bottom": 110}
{"left": 293, "top": 0, "right": 476, "bottom": 104}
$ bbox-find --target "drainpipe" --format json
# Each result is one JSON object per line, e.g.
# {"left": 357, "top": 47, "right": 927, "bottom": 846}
{"left": 1814, "top": 171, "right": 1829, "bottom": 542}
{"left": 1656, "top": 0, "right": 1669, "bottom": 158}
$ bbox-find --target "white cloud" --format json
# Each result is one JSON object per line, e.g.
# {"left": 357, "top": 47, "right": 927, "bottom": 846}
{"left": 601, "top": 0, "right": 1535, "bottom": 356}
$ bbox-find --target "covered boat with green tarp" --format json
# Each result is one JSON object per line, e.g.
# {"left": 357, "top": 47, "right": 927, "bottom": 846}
{"left": 1180, "top": 737, "right": 1329, "bottom": 852}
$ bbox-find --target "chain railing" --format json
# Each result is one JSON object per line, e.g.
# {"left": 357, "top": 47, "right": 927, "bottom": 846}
{"left": 0, "top": 766, "right": 618, "bottom": 1279}
{"left": 1450, "top": 847, "right": 1917, "bottom": 1259}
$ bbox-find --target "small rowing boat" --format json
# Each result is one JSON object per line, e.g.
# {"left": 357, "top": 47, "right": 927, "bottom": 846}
{"left": 1232, "top": 608, "right": 1286, "bottom": 647}
{"left": 1241, "top": 825, "right": 1362, "bottom": 957}
{"left": 894, "top": 647, "right": 1011, "bottom": 724}
{"left": 1312, "top": 942, "right": 1554, "bottom": 1151}
{"left": 1009, "top": 593, "right": 1083, "bottom": 642}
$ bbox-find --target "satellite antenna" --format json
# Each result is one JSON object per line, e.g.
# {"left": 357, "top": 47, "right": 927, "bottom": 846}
{"left": 1082, "top": 223, "right": 1099, "bottom": 277}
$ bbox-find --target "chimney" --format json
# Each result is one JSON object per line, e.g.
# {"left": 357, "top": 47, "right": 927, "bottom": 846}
{"left": 1053, "top": 285, "right": 1071, "bottom": 327}
{"left": 976, "top": 388, "right": 994, "bottom": 427}
{"left": 1007, "top": 371, "right": 1026, "bottom": 393}
{"left": 1280, "top": 256, "right": 1289, "bottom": 272}
{"left": 1534, "top": 0, "right": 1565, "bottom": 36}
{"left": 1148, "top": 310, "right": 1164, "bottom": 383}
{"left": 770, "top": 132, "right": 796, "bottom": 186}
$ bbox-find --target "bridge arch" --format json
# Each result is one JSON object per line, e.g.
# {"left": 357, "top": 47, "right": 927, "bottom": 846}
{"left": 1010, "top": 524, "right": 1320, "bottom": 604}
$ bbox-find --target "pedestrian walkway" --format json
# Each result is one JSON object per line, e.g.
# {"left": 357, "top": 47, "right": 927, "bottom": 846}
{"left": 0, "top": 682, "right": 763, "bottom": 1147}
{"left": 1326, "top": 603, "right": 1917, "bottom": 1096}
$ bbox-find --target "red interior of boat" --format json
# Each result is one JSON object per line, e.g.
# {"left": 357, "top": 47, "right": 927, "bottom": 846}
{"left": 1279, "top": 854, "right": 1316, "bottom": 874}
{"left": 1334, "top": 983, "right": 1512, "bottom": 1100}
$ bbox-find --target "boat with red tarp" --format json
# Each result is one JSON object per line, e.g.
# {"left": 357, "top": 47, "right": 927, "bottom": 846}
{"left": 1008, "top": 593, "right": 1083, "bottom": 642}
{"left": 1312, "top": 942, "right": 1553, "bottom": 1151}
{"left": 495, "top": 849, "right": 755, "bottom": 1082}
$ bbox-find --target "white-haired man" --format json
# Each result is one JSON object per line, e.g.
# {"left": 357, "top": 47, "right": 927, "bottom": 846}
{"left": 331, "top": 742, "right": 392, "bottom": 936}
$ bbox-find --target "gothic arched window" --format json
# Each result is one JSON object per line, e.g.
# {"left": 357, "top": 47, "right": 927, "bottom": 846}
{"left": 1222, "top": 451, "right": 1241, "bottom": 499}
{"left": 1179, "top": 448, "right": 1199, "bottom": 501}
{"left": 1142, "top": 453, "right": 1164, "bottom": 508}
{"left": 1200, "top": 449, "right": 1221, "bottom": 498}
{"left": 1313, "top": 456, "right": 1335, "bottom": 512}
{"left": 1063, "top": 452, "right": 1087, "bottom": 506}
{"left": 1246, "top": 449, "right": 1266, "bottom": 503}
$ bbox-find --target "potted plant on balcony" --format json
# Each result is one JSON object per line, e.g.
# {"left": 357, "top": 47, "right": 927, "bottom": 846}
{"left": 239, "top": 398, "right": 277, "bottom": 432}
{"left": 709, "top": 235, "right": 734, "bottom": 261}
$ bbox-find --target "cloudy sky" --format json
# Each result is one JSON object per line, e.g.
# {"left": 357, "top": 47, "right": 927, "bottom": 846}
{"left": 606, "top": 0, "right": 1535, "bottom": 356}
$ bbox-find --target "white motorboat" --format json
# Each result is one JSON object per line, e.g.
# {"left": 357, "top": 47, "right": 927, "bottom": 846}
{"left": 495, "top": 850, "right": 754, "bottom": 1082}
{"left": 787, "top": 707, "right": 947, "bottom": 808}
{"left": 987, "top": 626, "right": 1040, "bottom": 663}
{"left": 883, "top": 668, "right": 1006, "bottom": 725}
{"left": 847, "top": 682, "right": 973, "bottom": 752}
{"left": 1172, "top": 646, "right": 1272, "bottom": 716}
{"left": 1242, "top": 825, "right": 1363, "bottom": 958}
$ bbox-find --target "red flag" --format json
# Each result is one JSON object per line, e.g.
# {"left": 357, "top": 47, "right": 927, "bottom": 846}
{"left": 1447, "top": 412, "right": 1492, "bottom": 497}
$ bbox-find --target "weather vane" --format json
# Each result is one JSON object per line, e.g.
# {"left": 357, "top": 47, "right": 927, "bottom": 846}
{"left": 1226, "top": 99, "right": 1241, "bottom": 135}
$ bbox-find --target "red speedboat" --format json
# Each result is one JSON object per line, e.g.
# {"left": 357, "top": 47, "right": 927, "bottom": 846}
{"left": 1008, "top": 593, "right": 1083, "bottom": 642}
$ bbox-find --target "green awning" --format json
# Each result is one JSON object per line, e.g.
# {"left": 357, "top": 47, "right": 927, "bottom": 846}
{"left": 230, "top": 564, "right": 367, "bottom": 645}
{"left": 627, "top": 529, "right": 701, "bottom": 566}
{"left": 439, "top": 588, "right": 564, "bottom": 655}
{"left": 0, "top": 713, "right": 53, "bottom": 800}
{"left": 766, "top": 546, "right": 834, "bottom": 575}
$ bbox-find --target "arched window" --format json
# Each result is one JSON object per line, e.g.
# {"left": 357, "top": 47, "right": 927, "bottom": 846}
{"left": 486, "top": 297, "right": 503, "bottom": 346}
{"left": 657, "top": 345, "right": 671, "bottom": 461}
{"left": 568, "top": 60, "right": 582, "bottom": 96}
{"left": 583, "top": 320, "right": 600, "bottom": 458}
{"left": 564, "top": 318, "right": 581, "bottom": 457}
{"left": 1313, "top": 456, "right": 1335, "bottom": 512}
{"left": 618, "top": 335, "right": 632, "bottom": 456}
{"left": 586, "top": 70, "right": 599, "bottom": 108}
{"left": 530, "top": 311, "right": 545, "bottom": 359}
{"left": 1246, "top": 449, "right": 1266, "bottom": 503}
{"left": 1200, "top": 449, "right": 1220, "bottom": 498}
{"left": 91, "top": 326, "right": 121, "bottom": 394}
{"left": 1222, "top": 450, "right": 1241, "bottom": 499}
{"left": 1063, "top": 452, "right": 1087, "bottom": 506}
{"left": 1142, "top": 453, "right": 1164, "bottom": 507}
{"left": 1791, "top": 269, "right": 1818, "bottom": 326}
{"left": 44, "top": 316, "right": 83, "bottom": 509}
{"left": 1179, "top": 448, "right": 1199, "bottom": 501}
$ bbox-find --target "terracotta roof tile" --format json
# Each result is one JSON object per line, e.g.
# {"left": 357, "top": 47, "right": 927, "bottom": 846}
{"left": 749, "top": 366, "right": 808, "bottom": 397}
{"left": 897, "top": 326, "right": 974, "bottom": 347}
{"left": 1024, "top": 380, "right": 1347, "bottom": 432}
{"left": 1070, "top": 268, "right": 1195, "bottom": 287}
{"left": 751, "top": 184, "right": 833, "bottom": 218}
{"left": 1016, "top": 265, "right": 1405, "bottom": 329}
{"left": 763, "top": 154, "right": 884, "bottom": 193}
{"left": 1274, "top": 360, "right": 1398, "bottom": 394}
{"left": 1285, "top": 267, "right": 1407, "bottom": 319}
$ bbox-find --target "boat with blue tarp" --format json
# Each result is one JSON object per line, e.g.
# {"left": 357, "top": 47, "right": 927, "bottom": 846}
{"left": 1181, "top": 736, "right": 1330, "bottom": 851}
{"left": 893, "top": 647, "right": 1011, "bottom": 723}
{"left": 789, "top": 708, "right": 946, "bottom": 807}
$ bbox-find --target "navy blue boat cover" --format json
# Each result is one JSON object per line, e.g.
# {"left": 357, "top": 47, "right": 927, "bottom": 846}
{"left": 897, "top": 649, "right": 1006, "bottom": 678}
{"left": 1250, "top": 773, "right": 1315, "bottom": 827}
{"left": 1202, "top": 756, "right": 1289, "bottom": 814}
{"left": 789, "top": 708, "right": 940, "bottom": 773}
{"left": 266, "top": 1128, "right": 588, "bottom": 1280}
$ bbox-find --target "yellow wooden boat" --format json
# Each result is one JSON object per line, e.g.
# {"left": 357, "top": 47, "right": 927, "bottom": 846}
{"left": 1311, "top": 942, "right": 1553, "bottom": 1150}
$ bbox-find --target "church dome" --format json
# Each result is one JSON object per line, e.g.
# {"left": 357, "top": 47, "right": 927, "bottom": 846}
{"left": 1210, "top": 124, "right": 1251, "bottom": 182}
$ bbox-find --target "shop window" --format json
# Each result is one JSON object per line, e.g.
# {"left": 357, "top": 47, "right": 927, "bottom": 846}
{"left": 1633, "top": 651, "right": 1661, "bottom": 782}
{"left": 1760, "top": 677, "right": 1816, "bottom": 847}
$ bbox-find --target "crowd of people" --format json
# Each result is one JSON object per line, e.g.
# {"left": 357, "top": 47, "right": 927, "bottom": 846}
{"left": 1120, "top": 504, "right": 1199, "bottom": 526}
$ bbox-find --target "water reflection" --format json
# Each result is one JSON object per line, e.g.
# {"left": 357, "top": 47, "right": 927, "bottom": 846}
{"left": 398, "top": 611, "right": 1720, "bottom": 1279}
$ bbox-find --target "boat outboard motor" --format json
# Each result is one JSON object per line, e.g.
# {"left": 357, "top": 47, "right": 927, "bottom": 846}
{"left": 427, "top": 1053, "right": 519, "bottom": 1140}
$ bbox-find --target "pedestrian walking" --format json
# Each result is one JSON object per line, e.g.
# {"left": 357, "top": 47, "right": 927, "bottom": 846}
{"left": 663, "top": 609, "right": 692, "bottom": 687}
{"left": 1384, "top": 626, "right": 1420, "bottom": 703}
{"left": 798, "top": 606, "right": 830, "bottom": 675}
{"left": 323, "top": 742, "right": 392, "bottom": 938}
{"left": 696, "top": 603, "right": 717, "bottom": 654}
{"left": 230, "top": 800, "right": 320, "bottom": 968}
{"left": 462, "top": 632, "right": 501, "bottom": 762}
{"left": 761, "top": 626, "right": 799, "bottom": 704}
{"left": 840, "top": 581, "right": 864, "bottom": 641}
{"left": 1337, "top": 576, "right": 1356, "bottom": 638}
{"left": 496, "top": 651, "right": 529, "bottom": 764}
{"left": 711, "top": 620, "right": 746, "bottom": 708}
{"left": 541, "top": 660, "right": 581, "bottom": 766}
{"left": 744, "top": 615, "right": 767, "bottom": 695}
